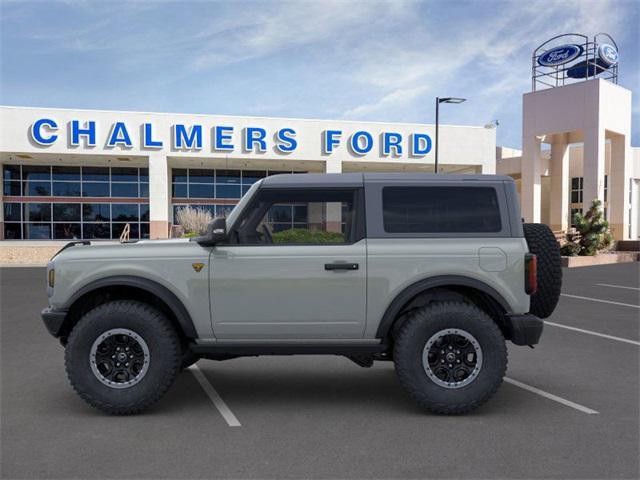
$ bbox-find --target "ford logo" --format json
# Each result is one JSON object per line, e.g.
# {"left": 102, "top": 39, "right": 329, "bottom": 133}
{"left": 538, "top": 44, "right": 583, "bottom": 67}
{"left": 598, "top": 44, "right": 618, "bottom": 66}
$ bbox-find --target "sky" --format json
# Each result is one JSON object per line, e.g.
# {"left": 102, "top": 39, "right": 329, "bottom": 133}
{"left": 1, "top": 0, "right": 638, "bottom": 149}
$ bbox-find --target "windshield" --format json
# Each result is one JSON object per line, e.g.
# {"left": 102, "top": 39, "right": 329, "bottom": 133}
{"left": 225, "top": 180, "right": 262, "bottom": 230}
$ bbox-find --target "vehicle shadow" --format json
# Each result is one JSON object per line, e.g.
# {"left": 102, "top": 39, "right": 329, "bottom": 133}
{"left": 182, "top": 359, "right": 511, "bottom": 417}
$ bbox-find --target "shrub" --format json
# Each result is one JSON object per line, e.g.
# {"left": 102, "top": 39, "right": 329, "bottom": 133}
{"left": 271, "top": 228, "right": 345, "bottom": 244}
{"left": 175, "top": 206, "right": 213, "bottom": 236}
{"left": 562, "top": 199, "right": 613, "bottom": 256}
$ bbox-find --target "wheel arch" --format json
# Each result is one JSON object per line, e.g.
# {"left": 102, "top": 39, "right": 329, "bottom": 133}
{"left": 60, "top": 276, "right": 197, "bottom": 342}
{"left": 375, "top": 275, "right": 511, "bottom": 340}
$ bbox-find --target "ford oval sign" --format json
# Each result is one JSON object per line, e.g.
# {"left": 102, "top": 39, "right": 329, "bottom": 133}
{"left": 537, "top": 44, "right": 583, "bottom": 67}
{"left": 598, "top": 44, "right": 618, "bottom": 66}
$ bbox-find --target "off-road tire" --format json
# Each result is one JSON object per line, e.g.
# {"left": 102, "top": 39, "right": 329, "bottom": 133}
{"left": 394, "top": 301, "right": 507, "bottom": 414}
{"left": 523, "top": 223, "right": 562, "bottom": 318}
{"left": 65, "top": 300, "right": 181, "bottom": 415}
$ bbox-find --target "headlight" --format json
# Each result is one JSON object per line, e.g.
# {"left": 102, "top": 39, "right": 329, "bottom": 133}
{"left": 48, "top": 268, "right": 55, "bottom": 288}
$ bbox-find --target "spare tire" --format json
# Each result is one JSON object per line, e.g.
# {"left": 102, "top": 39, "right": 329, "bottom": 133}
{"left": 523, "top": 223, "right": 562, "bottom": 318}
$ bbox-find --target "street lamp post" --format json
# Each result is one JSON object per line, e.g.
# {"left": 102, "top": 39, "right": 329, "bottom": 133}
{"left": 435, "top": 97, "right": 466, "bottom": 173}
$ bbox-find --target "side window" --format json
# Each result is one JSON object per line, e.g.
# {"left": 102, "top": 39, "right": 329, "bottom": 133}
{"left": 235, "top": 189, "right": 360, "bottom": 245}
{"left": 382, "top": 186, "right": 502, "bottom": 233}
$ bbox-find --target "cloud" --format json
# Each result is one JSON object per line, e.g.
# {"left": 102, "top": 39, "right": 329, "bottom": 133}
{"left": 188, "top": 1, "right": 412, "bottom": 71}
{"left": 1, "top": 0, "right": 636, "bottom": 147}
{"left": 342, "top": 85, "right": 429, "bottom": 118}
{"left": 339, "top": 0, "right": 629, "bottom": 120}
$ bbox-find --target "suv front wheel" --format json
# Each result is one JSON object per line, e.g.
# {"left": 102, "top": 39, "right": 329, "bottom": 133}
{"left": 65, "top": 300, "right": 181, "bottom": 414}
{"left": 394, "top": 301, "right": 507, "bottom": 414}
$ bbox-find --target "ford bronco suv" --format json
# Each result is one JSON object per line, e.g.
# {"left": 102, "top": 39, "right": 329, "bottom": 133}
{"left": 42, "top": 173, "right": 561, "bottom": 415}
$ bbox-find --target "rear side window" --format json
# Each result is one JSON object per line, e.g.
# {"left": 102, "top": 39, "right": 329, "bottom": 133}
{"left": 382, "top": 186, "right": 502, "bottom": 233}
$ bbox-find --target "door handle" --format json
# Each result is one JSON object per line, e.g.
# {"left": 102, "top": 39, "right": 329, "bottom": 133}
{"left": 324, "top": 262, "right": 359, "bottom": 271}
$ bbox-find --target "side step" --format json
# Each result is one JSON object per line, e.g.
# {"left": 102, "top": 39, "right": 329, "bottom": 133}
{"left": 189, "top": 342, "right": 389, "bottom": 357}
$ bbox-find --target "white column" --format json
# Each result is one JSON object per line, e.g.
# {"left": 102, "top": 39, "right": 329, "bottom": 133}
{"left": 481, "top": 162, "right": 496, "bottom": 174}
{"left": 521, "top": 135, "right": 543, "bottom": 222}
{"left": 549, "top": 135, "right": 570, "bottom": 232}
{"left": 324, "top": 159, "right": 343, "bottom": 231}
{"left": 148, "top": 153, "right": 170, "bottom": 239}
{"left": 325, "top": 159, "right": 342, "bottom": 174}
{"left": 582, "top": 126, "right": 606, "bottom": 211}
{"left": 609, "top": 134, "right": 631, "bottom": 240}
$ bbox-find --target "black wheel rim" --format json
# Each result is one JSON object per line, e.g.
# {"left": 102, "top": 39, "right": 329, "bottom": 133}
{"left": 89, "top": 328, "right": 150, "bottom": 389}
{"left": 422, "top": 328, "right": 483, "bottom": 389}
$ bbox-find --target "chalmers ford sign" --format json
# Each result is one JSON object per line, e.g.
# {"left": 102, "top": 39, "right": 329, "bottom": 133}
{"left": 29, "top": 118, "right": 434, "bottom": 157}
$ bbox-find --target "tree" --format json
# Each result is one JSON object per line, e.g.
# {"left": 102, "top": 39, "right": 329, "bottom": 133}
{"left": 560, "top": 199, "right": 613, "bottom": 256}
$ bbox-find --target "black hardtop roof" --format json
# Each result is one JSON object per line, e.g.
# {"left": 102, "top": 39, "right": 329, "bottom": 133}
{"left": 260, "top": 172, "right": 513, "bottom": 188}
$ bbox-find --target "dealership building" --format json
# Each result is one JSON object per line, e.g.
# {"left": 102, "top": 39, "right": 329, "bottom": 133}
{"left": 0, "top": 107, "right": 495, "bottom": 241}
{"left": 0, "top": 34, "right": 638, "bottom": 243}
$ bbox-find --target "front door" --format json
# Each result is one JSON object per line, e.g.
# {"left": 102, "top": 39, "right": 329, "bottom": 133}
{"left": 209, "top": 187, "right": 366, "bottom": 339}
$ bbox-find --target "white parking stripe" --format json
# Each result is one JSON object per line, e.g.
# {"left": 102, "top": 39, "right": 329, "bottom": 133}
{"left": 596, "top": 283, "right": 640, "bottom": 291}
{"left": 561, "top": 293, "right": 640, "bottom": 309}
{"left": 544, "top": 320, "right": 640, "bottom": 346}
{"left": 189, "top": 364, "right": 241, "bottom": 427}
{"left": 504, "top": 377, "right": 599, "bottom": 414}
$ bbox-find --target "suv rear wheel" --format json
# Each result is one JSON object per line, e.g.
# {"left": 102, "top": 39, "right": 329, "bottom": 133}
{"left": 65, "top": 300, "right": 181, "bottom": 415}
{"left": 393, "top": 301, "right": 507, "bottom": 414}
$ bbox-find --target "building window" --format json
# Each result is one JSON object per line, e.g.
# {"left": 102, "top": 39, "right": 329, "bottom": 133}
{"left": 2, "top": 164, "right": 149, "bottom": 240}
{"left": 170, "top": 168, "right": 305, "bottom": 225}
{"left": 570, "top": 177, "right": 583, "bottom": 203}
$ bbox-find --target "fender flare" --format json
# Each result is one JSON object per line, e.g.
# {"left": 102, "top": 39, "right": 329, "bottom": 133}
{"left": 375, "top": 275, "right": 511, "bottom": 339}
{"left": 64, "top": 275, "right": 197, "bottom": 338}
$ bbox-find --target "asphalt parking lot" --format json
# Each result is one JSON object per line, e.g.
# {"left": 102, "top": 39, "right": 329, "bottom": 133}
{"left": 1, "top": 263, "right": 639, "bottom": 479}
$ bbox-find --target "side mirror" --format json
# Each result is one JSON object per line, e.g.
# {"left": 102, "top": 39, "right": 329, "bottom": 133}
{"left": 196, "top": 217, "right": 228, "bottom": 246}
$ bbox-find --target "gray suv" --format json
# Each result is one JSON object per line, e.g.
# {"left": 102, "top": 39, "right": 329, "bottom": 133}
{"left": 42, "top": 173, "right": 561, "bottom": 415}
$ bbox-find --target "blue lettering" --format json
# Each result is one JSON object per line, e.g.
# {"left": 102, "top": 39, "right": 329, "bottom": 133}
{"left": 275, "top": 128, "right": 297, "bottom": 153}
{"left": 323, "top": 130, "right": 342, "bottom": 154}
{"left": 383, "top": 132, "right": 403, "bottom": 156}
{"left": 107, "top": 122, "right": 132, "bottom": 148}
{"left": 411, "top": 133, "right": 432, "bottom": 156}
{"left": 30, "top": 118, "right": 58, "bottom": 145}
{"left": 71, "top": 120, "right": 96, "bottom": 147}
{"left": 244, "top": 127, "right": 267, "bottom": 152}
{"left": 173, "top": 124, "right": 203, "bottom": 149}
{"left": 214, "top": 126, "right": 234, "bottom": 151}
{"left": 350, "top": 131, "right": 373, "bottom": 155}
{"left": 143, "top": 123, "right": 163, "bottom": 148}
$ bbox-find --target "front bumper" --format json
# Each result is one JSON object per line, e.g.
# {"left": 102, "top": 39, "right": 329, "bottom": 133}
{"left": 41, "top": 307, "right": 68, "bottom": 338}
{"left": 506, "top": 313, "right": 543, "bottom": 346}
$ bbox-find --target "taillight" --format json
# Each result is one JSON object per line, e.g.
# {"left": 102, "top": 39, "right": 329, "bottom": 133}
{"left": 525, "top": 253, "right": 537, "bottom": 295}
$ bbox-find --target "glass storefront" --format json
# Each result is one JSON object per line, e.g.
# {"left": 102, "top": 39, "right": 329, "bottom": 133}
{"left": 171, "top": 168, "right": 305, "bottom": 224}
{"left": 2, "top": 165, "right": 310, "bottom": 239}
{"left": 2, "top": 164, "right": 149, "bottom": 239}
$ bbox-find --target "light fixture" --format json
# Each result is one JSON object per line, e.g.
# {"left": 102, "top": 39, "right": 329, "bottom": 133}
{"left": 438, "top": 97, "right": 466, "bottom": 104}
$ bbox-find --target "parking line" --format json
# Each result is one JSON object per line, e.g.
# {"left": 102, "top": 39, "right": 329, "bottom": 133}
{"left": 504, "top": 377, "right": 599, "bottom": 414}
{"left": 188, "top": 364, "right": 241, "bottom": 427}
{"left": 560, "top": 293, "right": 640, "bottom": 309}
{"left": 544, "top": 320, "right": 640, "bottom": 346}
{"left": 596, "top": 283, "right": 640, "bottom": 291}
